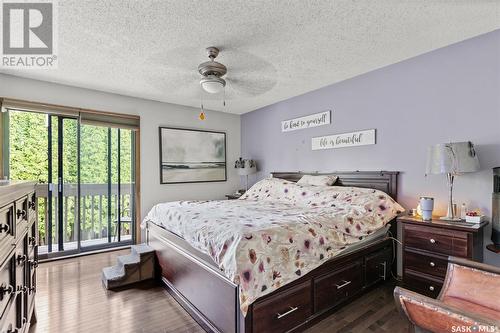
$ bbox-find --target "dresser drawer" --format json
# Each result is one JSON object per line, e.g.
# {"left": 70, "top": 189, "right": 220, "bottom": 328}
{"left": 27, "top": 192, "right": 36, "bottom": 224}
{"left": 314, "top": 259, "right": 363, "bottom": 313}
{"left": 27, "top": 260, "right": 36, "bottom": 316}
{"left": 0, "top": 204, "right": 15, "bottom": 255}
{"left": 14, "top": 238, "right": 27, "bottom": 294}
{"left": 15, "top": 198, "right": 29, "bottom": 241}
{"left": 405, "top": 250, "right": 448, "bottom": 279}
{"left": 404, "top": 224, "right": 469, "bottom": 257}
{"left": 404, "top": 270, "right": 443, "bottom": 298}
{"left": 27, "top": 221, "right": 37, "bottom": 257}
{"left": 0, "top": 296, "right": 18, "bottom": 333}
{"left": 253, "top": 280, "right": 312, "bottom": 333}
{"left": 0, "top": 253, "right": 15, "bottom": 318}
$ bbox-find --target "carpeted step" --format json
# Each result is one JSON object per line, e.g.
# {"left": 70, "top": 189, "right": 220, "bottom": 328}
{"left": 131, "top": 244, "right": 155, "bottom": 257}
{"left": 102, "top": 243, "right": 156, "bottom": 290}
{"left": 102, "top": 265, "right": 125, "bottom": 289}
{"left": 117, "top": 253, "right": 140, "bottom": 267}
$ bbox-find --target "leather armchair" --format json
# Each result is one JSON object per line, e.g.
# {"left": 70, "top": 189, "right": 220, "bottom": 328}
{"left": 394, "top": 257, "right": 500, "bottom": 333}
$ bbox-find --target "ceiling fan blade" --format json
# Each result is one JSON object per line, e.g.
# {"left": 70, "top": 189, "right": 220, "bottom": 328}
{"left": 226, "top": 76, "right": 276, "bottom": 97}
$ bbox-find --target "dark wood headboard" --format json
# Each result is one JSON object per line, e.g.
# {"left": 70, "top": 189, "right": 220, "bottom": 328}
{"left": 271, "top": 171, "right": 399, "bottom": 200}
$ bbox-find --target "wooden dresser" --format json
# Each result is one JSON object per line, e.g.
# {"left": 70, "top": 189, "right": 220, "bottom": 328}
{"left": 399, "top": 216, "right": 487, "bottom": 298}
{"left": 0, "top": 181, "right": 38, "bottom": 333}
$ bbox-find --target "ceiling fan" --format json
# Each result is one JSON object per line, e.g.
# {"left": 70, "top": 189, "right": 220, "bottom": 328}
{"left": 198, "top": 46, "right": 227, "bottom": 94}
{"left": 147, "top": 46, "right": 277, "bottom": 109}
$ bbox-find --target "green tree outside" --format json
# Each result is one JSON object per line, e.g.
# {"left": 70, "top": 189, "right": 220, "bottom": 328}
{"left": 8, "top": 110, "right": 134, "bottom": 248}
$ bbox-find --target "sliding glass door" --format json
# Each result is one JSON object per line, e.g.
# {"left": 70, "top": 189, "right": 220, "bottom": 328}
{"left": 79, "top": 124, "right": 135, "bottom": 250}
{"left": 6, "top": 109, "right": 136, "bottom": 259}
{"left": 47, "top": 115, "right": 79, "bottom": 253}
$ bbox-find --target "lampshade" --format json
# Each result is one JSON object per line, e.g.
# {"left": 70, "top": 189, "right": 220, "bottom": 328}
{"left": 200, "top": 75, "right": 226, "bottom": 94}
{"left": 238, "top": 165, "right": 257, "bottom": 176}
{"left": 235, "top": 158, "right": 257, "bottom": 176}
{"left": 426, "top": 141, "right": 480, "bottom": 175}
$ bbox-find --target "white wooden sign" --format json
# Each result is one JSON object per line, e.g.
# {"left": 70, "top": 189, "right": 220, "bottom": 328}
{"left": 281, "top": 110, "right": 331, "bottom": 132}
{"left": 311, "top": 129, "right": 376, "bottom": 150}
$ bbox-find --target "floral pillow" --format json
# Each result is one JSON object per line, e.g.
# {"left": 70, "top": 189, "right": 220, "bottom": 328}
{"left": 239, "top": 178, "right": 294, "bottom": 202}
{"left": 297, "top": 174, "right": 338, "bottom": 186}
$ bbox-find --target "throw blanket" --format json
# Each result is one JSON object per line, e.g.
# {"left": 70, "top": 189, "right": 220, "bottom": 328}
{"left": 143, "top": 178, "right": 404, "bottom": 315}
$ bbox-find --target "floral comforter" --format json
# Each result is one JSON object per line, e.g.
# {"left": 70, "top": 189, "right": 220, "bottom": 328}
{"left": 143, "top": 178, "right": 404, "bottom": 315}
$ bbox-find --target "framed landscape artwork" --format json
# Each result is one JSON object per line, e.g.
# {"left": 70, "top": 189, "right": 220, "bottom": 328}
{"left": 159, "top": 127, "right": 227, "bottom": 184}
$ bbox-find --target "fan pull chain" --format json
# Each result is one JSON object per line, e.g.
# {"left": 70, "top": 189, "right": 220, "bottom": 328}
{"left": 223, "top": 88, "right": 226, "bottom": 107}
{"left": 199, "top": 87, "right": 206, "bottom": 120}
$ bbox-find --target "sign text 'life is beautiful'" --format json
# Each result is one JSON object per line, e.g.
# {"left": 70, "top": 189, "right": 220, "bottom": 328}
{"left": 312, "top": 129, "right": 376, "bottom": 150}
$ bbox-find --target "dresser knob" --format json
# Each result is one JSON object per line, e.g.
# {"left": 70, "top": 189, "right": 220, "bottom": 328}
{"left": 429, "top": 285, "right": 435, "bottom": 291}
{"left": 429, "top": 261, "right": 435, "bottom": 267}
{"left": 16, "top": 254, "right": 27, "bottom": 265}
{"left": 0, "top": 224, "right": 10, "bottom": 233}
{"left": 16, "top": 209, "right": 26, "bottom": 219}
{"left": 429, "top": 238, "right": 436, "bottom": 244}
{"left": 0, "top": 284, "right": 14, "bottom": 300}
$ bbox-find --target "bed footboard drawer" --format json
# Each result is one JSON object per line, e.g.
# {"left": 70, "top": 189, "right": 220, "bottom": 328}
{"left": 252, "top": 280, "right": 312, "bottom": 333}
{"left": 314, "top": 259, "right": 363, "bottom": 313}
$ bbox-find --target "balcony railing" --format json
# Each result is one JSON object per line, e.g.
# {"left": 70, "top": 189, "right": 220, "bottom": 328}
{"left": 35, "top": 183, "right": 134, "bottom": 253}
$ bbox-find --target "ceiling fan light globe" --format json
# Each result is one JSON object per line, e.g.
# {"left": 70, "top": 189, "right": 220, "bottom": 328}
{"left": 200, "top": 76, "right": 226, "bottom": 94}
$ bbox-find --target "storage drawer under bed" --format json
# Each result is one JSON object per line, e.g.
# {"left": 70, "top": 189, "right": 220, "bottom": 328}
{"left": 252, "top": 280, "right": 312, "bottom": 333}
{"left": 313, "top": 259, "right": 363, "bottom": 314}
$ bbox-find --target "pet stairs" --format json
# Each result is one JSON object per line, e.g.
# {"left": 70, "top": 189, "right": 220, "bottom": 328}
{"left": 102, "top": 244, "right": 155, "bottom": 289}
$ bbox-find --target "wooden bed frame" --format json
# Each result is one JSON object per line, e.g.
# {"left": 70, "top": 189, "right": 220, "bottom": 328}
{"left": 146, "top": 171, "right": 399, "bottom": 333}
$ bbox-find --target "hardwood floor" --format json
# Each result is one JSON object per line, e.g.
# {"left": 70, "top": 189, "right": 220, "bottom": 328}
{"left": 31, "top": 249, "right": 204, "bottom": 333}
{"left": 31, "top": 250, "right": 410, "bottom": 333}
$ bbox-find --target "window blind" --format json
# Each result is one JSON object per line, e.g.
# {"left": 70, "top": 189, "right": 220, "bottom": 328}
{"left": 0, "top": 97, "right": 139, "bottom": 130}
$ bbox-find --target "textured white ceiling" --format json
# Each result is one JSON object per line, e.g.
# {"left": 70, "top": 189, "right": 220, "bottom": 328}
{"left": 1, "top": 1, "right": 499, "bottom": 114}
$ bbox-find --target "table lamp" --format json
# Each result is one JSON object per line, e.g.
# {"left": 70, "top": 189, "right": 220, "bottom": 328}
{"left": 235, "top": 158, "right": 257, "bottom": 191}
{"left": 425, "top": 141, "right": 480, "bottom": 221}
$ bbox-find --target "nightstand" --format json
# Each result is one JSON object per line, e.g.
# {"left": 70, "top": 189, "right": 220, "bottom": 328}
{"left": 398, "top": 216, "right": 488, "bottom": 298}
{"left": 225, "top": 194, "right": 242, "bottom": 200}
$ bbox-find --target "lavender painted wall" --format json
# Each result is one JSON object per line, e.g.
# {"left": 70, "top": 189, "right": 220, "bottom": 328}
{"left": 242, "top": 30, "right": 500, "bottom": 266}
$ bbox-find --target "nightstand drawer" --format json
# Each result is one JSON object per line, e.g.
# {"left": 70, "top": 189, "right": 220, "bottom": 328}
{"left": 404, "top": 224, "right": 468, "bottom": 257}
{"left": 404, "top": 270, "right": 443, "bottom": 298}
{"left": 404, "top": 250, "right": 448, "bottom": 278}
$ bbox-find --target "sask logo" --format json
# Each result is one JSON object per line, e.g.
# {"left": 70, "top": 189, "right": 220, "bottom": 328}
{"left": 1, "top": 0, "right": 57, "bottom": 68}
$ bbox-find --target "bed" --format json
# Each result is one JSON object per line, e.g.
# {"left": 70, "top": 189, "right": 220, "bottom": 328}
{"left": 144, "top": 171, "right": 401, "bottom": 333}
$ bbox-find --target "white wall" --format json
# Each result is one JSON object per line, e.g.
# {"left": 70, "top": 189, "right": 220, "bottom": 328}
{"left": 0, "top": 74, "right": 241, "bottom": 221}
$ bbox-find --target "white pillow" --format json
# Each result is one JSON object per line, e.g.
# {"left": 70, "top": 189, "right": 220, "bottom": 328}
{"left": 296, "top": 174, "right": 338, "bottom": 186}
